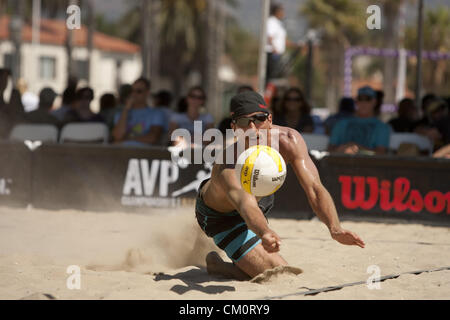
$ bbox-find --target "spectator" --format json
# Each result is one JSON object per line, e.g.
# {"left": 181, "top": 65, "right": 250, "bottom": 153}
{"left": 273, "top": 87, "right": 314, "bottom": 133}
{"left": 169, "top": 86, "right": 214, "bottom": 147}
{"left": 414, "top": 98, "right": 450, "bottom": 150}
{"left": 324, "top": 97, "right": 355, "bottom": 135}
{"left": 112, "top": 77, "right": 165, "bottom": 147}
{"left": 7, "top": 88, "right": 25, "bottom": 126}
{"left": 218, "top": 85, "right": 254, "bottom": 135}
{"left": 388, "top": 98, "right": 418, "bottom": 133}
{"left": 374, "top": 90, "right": 384, "bottom": 117}
{"left": 99, "top": 93, "right": 117, "bottom": 129}
{"left": 153, "top": 89, "right": 174, "bottom": 130}
{"left": 62, "top": 87, "right": 104, "bottom": 124}
{"left": 24, "top": 87, "right": 59, "bottom": 126}
{"left": 51, "top": 87, "right": 77, "bottom": 122}
{"left": 0, "top": 68, "right": 10, "bottom": 138}
{"left": 328, "top": 86, "right": 391, "bottom": 155}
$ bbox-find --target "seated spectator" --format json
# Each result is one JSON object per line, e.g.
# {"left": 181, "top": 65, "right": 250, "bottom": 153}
{"left": 218, "top": 85, "right": 254, "bottom": 135}
{"left": 324, "top": 97, "right": 355, "bottom": 135}
{"left": 328, "top": 85, "right": 390, "bottom": 155}
{"left": 273, "top": 87, "right": 314, "bottom": 133}
{"left": 0, "top": 68, "right": 11, "bottom": 138}
{"left": 388, "top": 98, "right": 418, "bottom": 133}
{"left": 103, "top": 84, "right": 132, "bottom": 131}
{"left": 414, "top": 98, "right": 450, "bottom": 150}
{"left": 62, "top": 87, "right": 104, "bottom": 124}
{"left": 153, "top": 89, "right": 174, "bottom": 130}
{"left": 24, "top": 87, "right": 59, "bottom": 126}
{"left": 169, "top": 86, "right": 214, "bottom": 147}
{"left": 52, "top": 86, "right": 77, "bottom": 122}
{"left": 112, "top": 77, "right": 165, "bottom": 147}
{"left": 99, "top": 93, "right": 117, "bottom": 129}
{"left": 374, "top": 90, "right": 384, "bottom": 117}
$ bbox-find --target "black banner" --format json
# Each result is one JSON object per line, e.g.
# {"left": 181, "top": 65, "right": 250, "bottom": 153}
{"left": 0, "top": 141, "right": 32, "bottom": 208}
{"left": 319, "top": 155, "right": 450, "bottom": 222}
{"left": 31, "top": 144, "right": 210, "bottom": 212}
{"left": 1, "top": 140, "right": 449, "bottom": 223}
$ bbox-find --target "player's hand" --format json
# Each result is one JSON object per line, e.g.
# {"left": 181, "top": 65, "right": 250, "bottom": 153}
{"left": 261, "top": 230, "right": 282, "bottom": 253}
{"left": 330, "top": 227, "right": 365, "bottom": 248}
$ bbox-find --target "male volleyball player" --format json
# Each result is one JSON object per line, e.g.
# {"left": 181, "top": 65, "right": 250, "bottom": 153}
{"left": 195, "top": 91, "right": 365, "bottom": 280}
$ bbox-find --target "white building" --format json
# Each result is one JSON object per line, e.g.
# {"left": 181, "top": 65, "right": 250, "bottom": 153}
{"left": 0, "top": 16, "right": 142, "bottom": 111}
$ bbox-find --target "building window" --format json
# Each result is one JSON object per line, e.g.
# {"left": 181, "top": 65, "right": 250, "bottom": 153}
{"left": 39, "top": 56, "right": 56, "bottom": 80}
{"left": 75, "top": 60, "right": 89, "bottom": 81}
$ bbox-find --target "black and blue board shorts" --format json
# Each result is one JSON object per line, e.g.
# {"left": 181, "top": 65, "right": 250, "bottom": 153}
{"left": 195, "top": 178, "right": 274, "bottom": 262}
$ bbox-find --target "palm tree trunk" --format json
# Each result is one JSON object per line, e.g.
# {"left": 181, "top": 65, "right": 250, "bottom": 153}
{"left": 9, "top": 0, "right": 24, "bottom": 85}
{"left": 205, "top": 0, "right": 217, "bottom": 117}
{"left": 149, "top": 0, "right": 161, "bottom": 87}
{"left": 141, "top": 0, "right": 150, "bottom": 79}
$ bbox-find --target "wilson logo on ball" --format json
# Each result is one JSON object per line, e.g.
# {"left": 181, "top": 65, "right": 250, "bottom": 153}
{"left": 235, "top": 146, "right": 287, "bottom": 197}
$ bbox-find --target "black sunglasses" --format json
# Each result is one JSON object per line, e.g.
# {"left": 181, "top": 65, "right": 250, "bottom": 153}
{"left": 233, "top": 113, "right": 269, "bottom": 127}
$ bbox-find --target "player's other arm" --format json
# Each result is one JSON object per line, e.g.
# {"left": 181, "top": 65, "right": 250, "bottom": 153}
{"left": 283, "top": 130, "right": 365, "bottom": 248}
{"left": 218, "top": 167, "right": 281, "bottom": 253}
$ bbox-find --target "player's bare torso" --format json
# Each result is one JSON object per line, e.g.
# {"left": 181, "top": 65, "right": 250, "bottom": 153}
{"left": 201, "top": 125, "right": 304, "bottom": 213}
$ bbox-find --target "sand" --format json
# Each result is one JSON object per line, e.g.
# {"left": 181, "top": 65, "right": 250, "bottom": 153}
{"left": 0, "top": 205, "right": 449, "bottom": 300}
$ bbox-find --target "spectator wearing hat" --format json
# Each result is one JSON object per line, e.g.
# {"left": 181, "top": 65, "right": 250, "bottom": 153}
{"left": 328, "top": 86, "right": 391, "bottom": 155}
{"left": 24, "top": 87, "right": 59, "bottom": 126}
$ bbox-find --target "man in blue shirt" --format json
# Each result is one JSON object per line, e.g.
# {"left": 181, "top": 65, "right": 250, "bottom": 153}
{"left": 112, "top": 77, "right": 165, "bottom": 147}
{"left": 329, "top": 86, "right": 390, "bottom": 155}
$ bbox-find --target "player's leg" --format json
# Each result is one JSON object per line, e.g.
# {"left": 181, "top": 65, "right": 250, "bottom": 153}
{"left": 205, "top": 245, "right": 287, "bottom": 280}
{"left": 233, "top": 243, "right": 287, "bottom": 278}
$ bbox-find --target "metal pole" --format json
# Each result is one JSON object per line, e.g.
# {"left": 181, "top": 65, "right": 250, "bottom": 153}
{"left": 86, "top": 0, "right": 95, "bottom": 85}
{"left": 415, "top": 0, "right": 424, "bottom": 110}
{"left": 305, "top": 32, "right": 314, "bottom": 102}
{"left": 257, "top": 0, "right": 270, "bottom": 95}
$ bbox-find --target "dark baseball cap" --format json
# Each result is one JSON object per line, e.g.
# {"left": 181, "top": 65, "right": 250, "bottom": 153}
{"left": 357, "top": 86, "right": 376, "bottom": 98}
{"left": 230, "top": 91, "right": 269, "bottom": 119}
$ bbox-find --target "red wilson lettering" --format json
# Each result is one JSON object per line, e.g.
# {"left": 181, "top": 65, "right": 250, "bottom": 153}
{"left": 339, "top": 176, "right": 450, "bottom": 214}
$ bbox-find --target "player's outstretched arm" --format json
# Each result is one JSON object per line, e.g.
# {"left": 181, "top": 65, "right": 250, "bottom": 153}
{"left": 217, "top": 166, "right": 282, "bottom": 253}
{"left": 281, "top": 129, "right": 365, "bottom": 248}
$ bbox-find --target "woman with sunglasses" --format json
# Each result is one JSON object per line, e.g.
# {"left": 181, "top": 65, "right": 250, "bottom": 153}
{"left": 169, "top": 86, "right": 214, "bottom": 147}
{"left": 274, "top": 87, "right": 314, "bottom": 133}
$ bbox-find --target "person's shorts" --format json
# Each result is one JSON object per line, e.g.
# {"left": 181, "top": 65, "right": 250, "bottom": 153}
{"left": 195, "top": 179, "right": 274, "bottom": 262}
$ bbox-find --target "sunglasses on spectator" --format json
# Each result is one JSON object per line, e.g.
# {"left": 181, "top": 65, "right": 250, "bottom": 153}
{"left": 357, "top": 95, "right": 374, "bottom": 102}
{"left": 232, "top": 113, "right": 269, "bottom": 127}
{"left": 133, "top": 89, "right": 145, "bottom": 94}
{"left": 188, "top": 94, "right": 205, "bottom": 100}
{"left": 286, "top": 96, "right": 301, "bottom": 102}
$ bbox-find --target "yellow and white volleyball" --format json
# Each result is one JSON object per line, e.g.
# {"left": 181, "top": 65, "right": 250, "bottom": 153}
{"left": 235, "top": 146, "right": 287, "bottom": 197}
